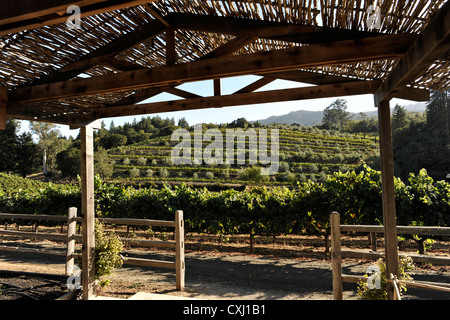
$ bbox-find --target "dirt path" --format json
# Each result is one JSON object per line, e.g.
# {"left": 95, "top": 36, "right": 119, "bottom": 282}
{"left": 1, "top": 246, "right": 449, "bottom": 300}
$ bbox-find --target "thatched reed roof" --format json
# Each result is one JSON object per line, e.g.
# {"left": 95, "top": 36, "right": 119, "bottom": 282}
{"left": 0, "top": 0, "right": 448, "bottom": 125}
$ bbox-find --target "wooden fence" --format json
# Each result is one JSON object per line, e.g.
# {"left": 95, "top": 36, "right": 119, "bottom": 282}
{"left": 0, "top": 208, "right": 185, "bottom": 291}
{"left": 330, "top": 211, "right": 450, "bottom": 300}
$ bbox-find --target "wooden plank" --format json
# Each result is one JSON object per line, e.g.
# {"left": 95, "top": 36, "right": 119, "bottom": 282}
{"left": 340, "top": 225, "right": 450, "bottom": 237}
{"left": 87, "top": 80, "right": 381, "bottom": 120}
{"left": 66, "top": 207, "right": 77, "bottom": 276}
{"left": 330, "top": 212, "right": 343, "bottom": 300}
{"left": 121, "top": 238, "right": 175, "bottom": 249}
{"left": 80, "top": 126, "right": 95, "bottom": 300}
{"left": 377, "top": 99, "right": 398, "bottom": 300}
{"left": 0, "top": 213, "right": 68, "bottom": 221}
{"left": 0, "top": 245, "right": 67, "bottom": 256}
{"left": 0, "top": 229, "right": 68, "bottom": 241}
{"left": 93, "top": 217, "right": 175, "bottom": 228}
{"left": 122, "top": 257, "right": 176, "bottom": 269}
{"left": 10, "top": 34, "right": 415, "bottom": 103}
{"left": 175, "top": 210, "right": 185, "bottom": 291}
{"left": 341, "top": 249, "right": 450, "bottom": 265}
{"left": 374, "top": 1, "right": 450, "bottom": 105}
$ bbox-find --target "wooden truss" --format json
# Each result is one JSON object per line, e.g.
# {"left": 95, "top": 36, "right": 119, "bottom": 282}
{"left": 0, "top": 0, "right": 449, "bottom": 300}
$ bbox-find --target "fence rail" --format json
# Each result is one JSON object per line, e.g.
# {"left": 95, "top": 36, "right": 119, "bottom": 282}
{"left": 330, "top": 211, "right": 450, "bottom": 300}
{"left": 0, "top": 209, "right": 185, "bottom": 291}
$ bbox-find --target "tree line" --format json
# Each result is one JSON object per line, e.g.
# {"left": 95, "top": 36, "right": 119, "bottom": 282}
{"left": 319, "top": 90, "right": 450, "bottom": 181}
{"left": 0, "top": 90, "right": 448, "bottom": 182}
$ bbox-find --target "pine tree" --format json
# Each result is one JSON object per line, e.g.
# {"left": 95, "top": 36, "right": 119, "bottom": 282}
{"left": 392, "top": 104, "right": 407, "bottom": 131}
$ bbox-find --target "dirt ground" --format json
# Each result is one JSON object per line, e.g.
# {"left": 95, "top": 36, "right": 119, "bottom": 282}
{"left": 0, "top": 231, "right": 449, "bottom": 300}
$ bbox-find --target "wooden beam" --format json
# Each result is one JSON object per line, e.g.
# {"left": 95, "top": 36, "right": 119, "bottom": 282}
{"left": 374, "top": 1, "right": 450, "bottom": 105}
{"left": 26, "top": 18, "right": 166, "bottom": 86}
{"left": 0, "top": 0, "right": 159, "bottom": 36}
{"left": 99, "top": 35, "right": 256, "bottom": 108}
{"left": 200, "top": 36, "right": 256, "bottom": 60}
{"left": 88, "top": 80, "right": 380, "bottom": 120}
{"left": 80, "top": 125, "right": 95, "bottom": 300}
{"left": 263, "top": 70, "right": 430, "bottom": 101}
{"left": 166, "top": 12, "right": 391, "bottom": 44}
{"left": 377, "top": 99, "right": 399, "bottom": 300}
{"left": 11, "top": 34, "right": 415, "bottom": 103}
{"left": 233, "top": 77, "right": 275, "bottom": 94}
{"left": 0, "top": 87, "right": 6, "bottom": 130}
{"left": 166, "top": 27, "right": 177, "bottom": 66}
{"left": 213, "top": 79, "right": 221, "bottom": 96}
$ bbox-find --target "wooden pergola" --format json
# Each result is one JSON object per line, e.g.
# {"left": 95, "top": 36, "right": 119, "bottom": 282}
{"left": 0, "top": 0, "right": 449, "bottom": 300}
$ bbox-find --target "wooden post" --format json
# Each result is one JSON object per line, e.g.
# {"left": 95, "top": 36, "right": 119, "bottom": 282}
{"left": 80, "top": 126, "right": 95, "bottom": 300}
{"left": 330, "top": 211, "right": 343, "bottom": 300}
{"left": 377, "top": 99, "right": 399, "bottom": 300}
{"left": 175, "top": 210, "right": 185, "bottom": 291}
{"left": 66, "top": 207, "right": 77, "bottom": 276}
{"left": 0, "top": 87, "right": 6, "bottom": 131}
{"left": 214, "top": 78, "right": 221, "bottom": 96}
{"left": 166, "top": 27, "right": 176, "bottom": 66}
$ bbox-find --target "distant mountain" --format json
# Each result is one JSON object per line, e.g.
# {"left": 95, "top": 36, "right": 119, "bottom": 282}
{"left": 256, "top": 110, "right": 323, "bottom": 126}
{"left": 254, "top": 102, "right": 427, "bottom": 125}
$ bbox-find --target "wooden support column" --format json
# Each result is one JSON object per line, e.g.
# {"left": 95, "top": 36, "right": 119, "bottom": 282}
{"left": 213, "top": 78, "right": 221, "bottom": 96}
{"left": 166, "top": 27, "right": 176, "bottom": 66}
{"left": 80, "top": 125, "right": 95, "bottom": 300}
{"left": 377, "top": 99, "right": 399, "bottom": 300}
{"left": 0, "top": 87, "right": 6, "bottom": 130}
{"left": 66, "top": 207, "right": 77, "bottom": 276}
{"left": 330, "top": 212, "right": 343, "bottom": 300}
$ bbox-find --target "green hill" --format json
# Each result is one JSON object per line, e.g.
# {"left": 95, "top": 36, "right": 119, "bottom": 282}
{"left": 106, "top": 124, "right": 379, "bottom": 187}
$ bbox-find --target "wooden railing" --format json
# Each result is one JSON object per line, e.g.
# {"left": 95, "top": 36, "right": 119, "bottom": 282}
{"left": 330, "top": 211, "right": 450, "bottom": 300}
{"left": 0, "top": 208, "right": 185, "bottom": 291}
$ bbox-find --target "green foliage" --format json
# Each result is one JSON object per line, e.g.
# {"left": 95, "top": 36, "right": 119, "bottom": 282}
{"left": 357, "top": 256, "right": 414, "bottom": 300}
{"left": 0, "top": 167, "right": 448, "bottom": 246}
{"left": 94, "top": 221, "right": 124, "bottom": 288}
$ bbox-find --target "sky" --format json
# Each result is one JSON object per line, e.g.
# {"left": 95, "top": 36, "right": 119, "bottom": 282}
{"left": 19, "top": 75, "right": 423, "bottom": 139}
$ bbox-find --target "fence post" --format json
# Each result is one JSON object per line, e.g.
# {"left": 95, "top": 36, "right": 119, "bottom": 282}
{"left": 66, "top": 207, "right": 77, "bottom": 276}
{"left": 330, "top": 211, "right": 343, "bottom": 300}
{"left": 175, "top": 210, "right": 185, "bottom": 291}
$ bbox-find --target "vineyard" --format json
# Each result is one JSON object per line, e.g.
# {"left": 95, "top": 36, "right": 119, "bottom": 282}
{"left": 106, "top": 126, "right": 379, "bottom": 187}
{"left": 1, "top": 166, "right": 448, "bottom": 254}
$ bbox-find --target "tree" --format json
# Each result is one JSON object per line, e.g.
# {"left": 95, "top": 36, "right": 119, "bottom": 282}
{"left": 0, "top": 120, "right": 20, "bottom": 173}
{"left": 95, "top": 147, "right": 114, "bottom": 179}
{"left": 392, "top": 104, "right": 407, "bottom": 131}
{"left": 15, "top": 132, "right": 40, "bottom": 177}
{"left": 177, "top": 117, "right": 189, "bottom": 128}
{"left": 57, "top": 147, "right": 81, "bottom": 179}
{"left": 322, "top": 99, "right": 350, "bottom": 131}
{"left": 29, "top": 121, "right": 62, "bottom": 180}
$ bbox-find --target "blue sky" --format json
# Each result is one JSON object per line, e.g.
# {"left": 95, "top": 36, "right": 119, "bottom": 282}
{"left": 19, "top": 75, "right": 422, "bottom": 138}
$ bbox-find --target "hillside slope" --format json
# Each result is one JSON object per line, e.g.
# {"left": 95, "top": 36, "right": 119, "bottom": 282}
{"left": 107, "top": 125, "right": 379, "bottom": 187}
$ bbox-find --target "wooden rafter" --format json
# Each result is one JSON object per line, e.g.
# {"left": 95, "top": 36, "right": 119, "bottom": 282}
{"left": 86, "top": 80, "right": 381, "bottom": 120}
{"left": 374, "top": 1, "right": 450, "bottom": 106}
{"left": 166, "top": 12, "right": 392, "bottom": 44}
{"left": 0, "top": 0, "right": 159, "bottom": 36}
{"left": 9, "top": 34, "right": 416, "bottom": 104}
{"left": 25, "top": 18, "right": 166, "bottom": 86}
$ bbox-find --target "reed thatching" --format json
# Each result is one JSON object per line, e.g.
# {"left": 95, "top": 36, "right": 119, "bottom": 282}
{"left": 0, "top": 0, "right": 448, "bottom": 124}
